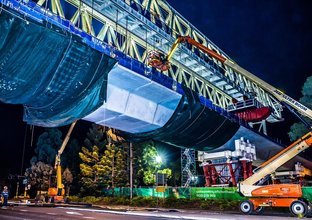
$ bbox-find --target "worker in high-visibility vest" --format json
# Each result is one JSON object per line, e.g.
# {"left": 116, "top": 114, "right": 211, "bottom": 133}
{"left": 1, "top": 186, "right": 9, "bottom": 206}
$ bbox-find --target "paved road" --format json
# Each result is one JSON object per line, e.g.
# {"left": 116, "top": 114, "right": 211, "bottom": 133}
{"left": 0, "top": 206, "right": 300, "bottom": 220}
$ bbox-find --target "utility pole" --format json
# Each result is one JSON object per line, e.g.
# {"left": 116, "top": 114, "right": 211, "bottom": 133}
{"left": 130, "top": 142, "right": 133, "bottom": 200}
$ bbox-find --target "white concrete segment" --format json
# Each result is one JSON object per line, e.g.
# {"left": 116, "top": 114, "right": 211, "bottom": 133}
{"left": 83, "top": 64, "right": 182, "bottom": 133}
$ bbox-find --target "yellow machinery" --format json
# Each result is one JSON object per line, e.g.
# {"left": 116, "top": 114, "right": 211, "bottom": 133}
{"left": 47, "top": 121, "right": 77, "bottom": 202}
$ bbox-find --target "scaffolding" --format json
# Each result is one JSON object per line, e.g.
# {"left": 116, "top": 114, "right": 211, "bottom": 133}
{"left": 181, "top": 149, "right": 196, "bottom": 187}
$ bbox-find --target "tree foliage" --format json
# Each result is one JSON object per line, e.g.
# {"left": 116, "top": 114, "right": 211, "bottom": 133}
{"left": 63, "top": 168, "right": 73, "bottom": 183}
{"left": 158, "top": 168, "right": 172, "bottom": 179}
{"left": 289, "top": 76, "right": 312, "bottom": 141}
{"left": 135, "top": 141, "right": 173, "bottom": 186}
{"left": 79, "top": 146, "right": 106, "bottom": 195}
{"left": 78, "top": 125, "right": 128, "bottom": 195}
{"left": 62, "top": 139, "right": 81, "bottom": 173}
{"left": 79, "top": 144, "right": 128, "bottom": 195}
{"left": 84, "top": 124, "right": 106, "bottom": 150}
{"left": 28, "top": 126, "right": 80, "bottom": 195}
{"left": 31, "top": 128, "right": 63, "bottom": 165}
{"left": 62, "top": 168, "right": 73, "bottom": 196}
{"left": 107, "top": 143, "right": 128, "bottom": 188}
{"left": 24, "top": 161, "right": 53, "bottom": 190}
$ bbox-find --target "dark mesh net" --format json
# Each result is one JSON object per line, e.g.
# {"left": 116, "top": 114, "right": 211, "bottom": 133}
{"left": 117, "top": 87, "right": 240, "bottom": 150}
{"left": 0, "top": 10, "right": 116, "bottom": 127}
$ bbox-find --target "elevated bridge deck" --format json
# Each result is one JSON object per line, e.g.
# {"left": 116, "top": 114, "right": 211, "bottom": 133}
{"left": 0, "top": 0, "right": 307, "bottom": 169}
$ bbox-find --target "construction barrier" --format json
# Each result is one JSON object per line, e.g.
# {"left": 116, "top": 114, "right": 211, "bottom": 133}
{"left": 190, "top": 187, "right": 244, "bottom": 200}
{"left": 103, "top": 187, "right": 183, "bottom": 198}
{"left": 302, "top": 187, "right": 312, "bottom": 201}
{"left": 104, "top": 186, "right": 312, "bottom": 201}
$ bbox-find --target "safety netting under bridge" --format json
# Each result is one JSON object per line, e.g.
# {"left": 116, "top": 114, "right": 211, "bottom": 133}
{"left": 116, "top": 87, "right": 240, "bottom": 151}
{"left": 0, "top": 8, "right": 116, "bottom": 127}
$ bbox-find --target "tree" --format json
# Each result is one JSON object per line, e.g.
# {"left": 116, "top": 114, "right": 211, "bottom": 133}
{"left": 136, "top": 141, "right": 162, "bottom": 185}
{"left": 84, "top": 124, "right": 107, "bottom": 150}
{"left": 168, "top": 158, "right": 181, "bottom": 186}
{"left": 63, "top": 168, "right": 73, "bottom": 196}
{"left": 62, "top": 139, "right": 81, "bottom": 173}
{"left": 114, "top": 144, "right": 128, "bottom": 187}
{"left": 31, "top": 128, "right": 63, "bottom": 165}
{"left": 289, "top": 76, "right": 312, "bottom": 141}
{"left": 78, "top": 124, "right": 109, "bottom": 195}
{"left": 78, "top": 124, "right": 129, "bottom": 195}
{"left": 25, "top": 161, "right": 53, "bottom": 191}
{"left": 79, "top": 146, "right": 108, "bottom": 195}
{"left": 79, "top": 143, "right": 128, "bottom": 195}
{"left": 103, "top": 143, "right": 128, "bottom": 188}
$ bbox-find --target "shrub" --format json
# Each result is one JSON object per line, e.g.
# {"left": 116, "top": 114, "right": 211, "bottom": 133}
{"left": 131, "top": 196, "right": 157, "bottom": 207}
{"left": 66, "top": 196, "right": 80, "bottom": 202}
{"left": 111, "top": 197, "right": 130, "bottom": 205}
{"left": 81, "top": 196, "right": 101, "bottom": 204}
{"left": 72, "top": 195, "right": 240, "bottom": 211}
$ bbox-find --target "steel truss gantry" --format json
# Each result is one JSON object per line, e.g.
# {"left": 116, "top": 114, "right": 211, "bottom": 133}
{"left": 181, "top": 149, "right": 196, "bottom": 187}
{"left": 33, "top": 0, "right": 283, "bottom": 122}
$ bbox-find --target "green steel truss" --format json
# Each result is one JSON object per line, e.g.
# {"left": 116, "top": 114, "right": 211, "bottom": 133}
{"left": 35, "top": 0, "right": 283, "bottom": 122}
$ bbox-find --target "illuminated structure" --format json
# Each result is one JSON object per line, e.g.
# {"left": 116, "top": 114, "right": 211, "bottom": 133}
{"left": 0, "top": 0, "right": 311, "bottom": 168}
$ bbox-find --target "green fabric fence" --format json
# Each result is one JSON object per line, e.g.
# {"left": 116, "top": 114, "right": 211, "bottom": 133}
{"left": 104, "top": 186, "right": 312, "bottom": 201}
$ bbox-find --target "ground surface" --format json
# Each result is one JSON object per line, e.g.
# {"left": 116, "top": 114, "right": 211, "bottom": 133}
{"left": 0, "top": 205, "right": 302, "bottom": 220}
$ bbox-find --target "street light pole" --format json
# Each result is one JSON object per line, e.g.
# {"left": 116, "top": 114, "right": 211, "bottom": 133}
{"left": 130, "top": 142, "right": 133, "bottom": 200}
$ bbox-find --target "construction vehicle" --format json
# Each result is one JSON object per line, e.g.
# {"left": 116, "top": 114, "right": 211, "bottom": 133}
{"left": 147, "top": 36, "right": 312, "bottom": 216}
{"left": 146, "top": 36, "right": 312, "bottom": 124}
{"left": 47, "top": 121, "right": 77, "bottom": 202}
{"left": 238, "top": 132, "right": 312, "bottom": 216}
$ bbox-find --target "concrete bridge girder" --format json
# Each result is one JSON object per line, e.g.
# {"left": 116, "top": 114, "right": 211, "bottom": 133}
{"left": 83, "top": 65, "right": 181, "bottom": 133}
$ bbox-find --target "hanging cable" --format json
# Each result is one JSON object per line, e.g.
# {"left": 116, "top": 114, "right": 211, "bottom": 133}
{"left": 21, "top": 124, "right": 28, "bottom": 175}
{"left": 30, "top": 125, "right": 35, "bottom": 147}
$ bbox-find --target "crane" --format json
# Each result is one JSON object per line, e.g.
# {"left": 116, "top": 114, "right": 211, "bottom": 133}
{"left": 147, "top": 36, "right": 312, "bottom": 124}
{"left": 47, "top": 121, "right": 77, "bottom": 202}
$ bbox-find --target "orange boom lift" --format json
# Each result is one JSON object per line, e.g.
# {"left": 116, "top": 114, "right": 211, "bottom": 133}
{"left": 238, "top": 132, "right": 312, "bottom": 216}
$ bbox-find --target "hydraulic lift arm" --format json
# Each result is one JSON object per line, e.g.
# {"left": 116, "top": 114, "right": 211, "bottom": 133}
{"left": 147, "top": 36, "right": 312, "bottom": 125}
{"left": 54, "top": 121, "right": 77, "bottom": 196}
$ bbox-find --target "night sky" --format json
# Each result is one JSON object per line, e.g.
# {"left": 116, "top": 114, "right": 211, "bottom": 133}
{"left": 168, "top": 0, "right": 312, "bottom": 99}
{"left": 1, "top": 1, "right": 312, "bottom": 179}
{"left": 168, "top": 0, "right": 312, "bottom": 141}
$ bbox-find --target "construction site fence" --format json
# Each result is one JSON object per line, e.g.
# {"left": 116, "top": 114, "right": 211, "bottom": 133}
{"left": 104, "top": 187, "right": 312, "bottom": 201}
